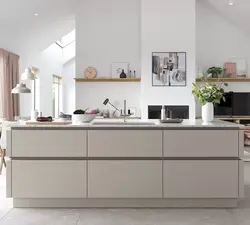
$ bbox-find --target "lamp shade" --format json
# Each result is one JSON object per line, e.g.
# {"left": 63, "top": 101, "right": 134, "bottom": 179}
{"left": 21, "top": 67, "right": 36, "bottom": 80}
{"left": 11, "top": 83, "right": 31, "bottom": 94}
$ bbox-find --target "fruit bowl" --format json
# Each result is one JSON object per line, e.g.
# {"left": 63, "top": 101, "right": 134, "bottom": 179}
{"left": 72, "top": 114, "right": 96, "bottom": 124}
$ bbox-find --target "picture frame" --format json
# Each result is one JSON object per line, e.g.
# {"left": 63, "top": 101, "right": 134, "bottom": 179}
{"left": 152, "top": 52, "right": 186, "bottom": 87}
{"left": 111, "top": 63, "right": 129, "bottom": 78}
{"left": 229, "top": 58, "right": 247, "bottom": 76}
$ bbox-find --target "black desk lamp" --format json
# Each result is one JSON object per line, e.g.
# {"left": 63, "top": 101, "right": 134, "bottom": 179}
{"left": 103, "top": 98, "right": 120, "bottom": 115}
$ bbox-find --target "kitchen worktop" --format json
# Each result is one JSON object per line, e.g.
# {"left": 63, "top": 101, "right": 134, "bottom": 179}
{"left": 10, "top": 119, "right": 242, "bottom": 130}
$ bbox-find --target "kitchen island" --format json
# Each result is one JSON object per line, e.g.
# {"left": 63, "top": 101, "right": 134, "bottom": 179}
{"left": 6, "top": 119, "right": 244, "bottom": 208}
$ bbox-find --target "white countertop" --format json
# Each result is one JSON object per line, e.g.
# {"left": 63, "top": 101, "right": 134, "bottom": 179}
{"left": 10, "top": 119, "right": 242, "bottom": 129}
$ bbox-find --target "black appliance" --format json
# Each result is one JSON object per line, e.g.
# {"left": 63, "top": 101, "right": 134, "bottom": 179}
{"left": 214, "top": 92, "right": 250, "bottom": 117}
{"left": 148, "top": 105, "right": 189, "bottom": 119}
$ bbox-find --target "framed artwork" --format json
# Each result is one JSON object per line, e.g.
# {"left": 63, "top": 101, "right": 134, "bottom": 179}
{"left": 152, "top": 52, "right": 186, "bottom": 87}
{"left": 224, "top": 62, "right": 236, "bottom": 78}
{"left": 230, "top": 58, "right": 247, "bottom": 76}
{"left": 111, "top": 63, "right": 129, "bottom": 78}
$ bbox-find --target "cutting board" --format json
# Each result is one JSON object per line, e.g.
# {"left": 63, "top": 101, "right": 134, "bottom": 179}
{"left": 26, "top": 121, "right": 72, "bottom": 125}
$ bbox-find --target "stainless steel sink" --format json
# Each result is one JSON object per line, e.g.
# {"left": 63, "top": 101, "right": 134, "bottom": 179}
{"left": 92, "top": 121, "right": 156, "bottom": 126}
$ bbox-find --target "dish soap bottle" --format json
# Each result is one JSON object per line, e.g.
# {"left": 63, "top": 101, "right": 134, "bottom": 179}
{"left": 161, "top": 105, "right": 166, "bottom": 120}
{"left": 120, "top": 69, "right": 127, "bottom": 78}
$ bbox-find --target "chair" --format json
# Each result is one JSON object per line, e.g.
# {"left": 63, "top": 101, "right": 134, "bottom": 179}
{"left": 0, "top": 148, "right": 6, "bottom": 175}
{"left": 0, "top": 124, "right": 6, "bottom": 174}
{"left": 0, "top": 121, "right": 19, "bottom": 174}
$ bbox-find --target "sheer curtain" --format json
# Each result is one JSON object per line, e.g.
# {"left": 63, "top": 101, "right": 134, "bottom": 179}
{"left": 0, "top": 49, "right": 20, "bottom": 120}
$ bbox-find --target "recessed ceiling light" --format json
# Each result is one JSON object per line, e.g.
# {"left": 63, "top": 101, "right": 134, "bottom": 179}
{"left": 229, "top": 0, "right": 234, "bottom": 6}
{"left": 34, "top": 13, "right": 39, "bottom": 16}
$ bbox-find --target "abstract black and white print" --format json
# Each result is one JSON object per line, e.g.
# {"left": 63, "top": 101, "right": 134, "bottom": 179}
{"left": 152, "top": 52, "right": 186, "bottom": 86}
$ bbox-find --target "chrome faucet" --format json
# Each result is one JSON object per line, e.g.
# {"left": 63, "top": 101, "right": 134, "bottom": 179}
{"left": 123, "top": 100, "right": 127, "bottom": 122}
{"left": 121, "top": 100, "right": 129, "bottom": 122}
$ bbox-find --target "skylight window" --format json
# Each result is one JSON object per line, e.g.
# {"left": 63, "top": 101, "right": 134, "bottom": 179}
{"left": 55, "top": 29, "right": 75, "bottom": 48}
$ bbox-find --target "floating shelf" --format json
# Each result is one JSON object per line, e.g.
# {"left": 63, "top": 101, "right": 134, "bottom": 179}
{"left": 196, "top": 78, "right": 250, "bottom": 83}
{"left": 74, "top": 78, "right": 141, "bottom": 82}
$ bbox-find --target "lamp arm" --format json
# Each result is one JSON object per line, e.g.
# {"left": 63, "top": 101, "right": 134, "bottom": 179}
{"left": 108, "top": 102, "right": 120, "bottom": 113}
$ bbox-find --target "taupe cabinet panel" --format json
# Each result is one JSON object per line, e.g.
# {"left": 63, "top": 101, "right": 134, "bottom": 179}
{"left": 163, "top": 130, "right": 238, "bottom": 157}
{"left": 11, "top": 160, "right": 87, "bottom": 198}
{"left": 163, "top": 160, "right": 238, "bottom": 198}
{"left": 88, "top": 160, "right": 162, "bottom": 198}
{"left": 11, "top": 130, "right": 87, "bottom": 157}
{"left": 88, "top": 130, "right": 162, "bottom": 157}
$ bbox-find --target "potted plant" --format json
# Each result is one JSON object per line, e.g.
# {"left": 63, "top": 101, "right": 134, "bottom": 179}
{"left": 192, "top": 82, "right": 227, "bottom": 122}
{"left": 207, "top": 67, "right": 223, "bottom": 78}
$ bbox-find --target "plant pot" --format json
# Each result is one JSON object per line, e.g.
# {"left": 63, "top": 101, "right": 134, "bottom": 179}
{"left": 202, "top": 102, "right": 214, "bottom": 123}
{"left": 212, "top": 73, "right": 218, "bottom": 78}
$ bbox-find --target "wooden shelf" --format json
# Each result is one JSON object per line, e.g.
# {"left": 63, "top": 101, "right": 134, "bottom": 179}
{"left": 74, "top": 78, "right": 141, "bottom": 82}
{"left": 196, "top": 78, "right": 250, "bottom": 83}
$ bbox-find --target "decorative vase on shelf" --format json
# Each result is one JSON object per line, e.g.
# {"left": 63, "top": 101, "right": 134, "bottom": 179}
{"left": 120, "top": 69, "right": 127, "bottom": 78}
{"left": 202, "top": 102, "right": 214, "bottom": 123}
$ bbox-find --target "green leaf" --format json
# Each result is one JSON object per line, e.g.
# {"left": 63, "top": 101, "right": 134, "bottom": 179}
{"left": 192, "top": 82, "right": 225, "bottom": 105}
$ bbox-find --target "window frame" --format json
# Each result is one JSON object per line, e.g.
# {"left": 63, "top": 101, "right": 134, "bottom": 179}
{"left": 52, "top": 75, "right": 62, "bottom": 118}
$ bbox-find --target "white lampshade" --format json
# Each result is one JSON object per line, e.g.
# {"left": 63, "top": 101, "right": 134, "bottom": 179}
{"left": 21, "top": 67, "right": 36, "bottom": 80}
{"left": 11, "top": 83, "right": 31, "bottom": 94}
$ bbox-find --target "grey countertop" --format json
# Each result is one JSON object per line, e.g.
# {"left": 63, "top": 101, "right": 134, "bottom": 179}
{"left": 10, "top": 119, "right": 242, "bottom": 130}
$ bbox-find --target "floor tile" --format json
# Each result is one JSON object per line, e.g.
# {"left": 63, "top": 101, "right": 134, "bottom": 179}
{"left": 233, "top": 209, "right": 250, "bottom": 225}
{"left": 0, "top": 209, "right": 11, "bottom": 222}
{"left": 0, "top": 168, "right": 12, "bottom": 221}
{"left": 0, "top": 209, "right": 78, "bottom": 225}
{"left": 76, "top": 209, "right": 237, "bottom": 225}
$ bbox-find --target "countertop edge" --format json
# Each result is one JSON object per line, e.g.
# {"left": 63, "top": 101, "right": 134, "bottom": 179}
{"left": 10, "top": 126, "right": 241, "bottom": 130}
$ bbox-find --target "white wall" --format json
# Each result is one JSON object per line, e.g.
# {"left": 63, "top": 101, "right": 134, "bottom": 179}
{"left": 61, "top": 40, "right": 76, "bottom": 114}
{"left": 63, "top": 41, "right": 75, "bottom": 64}
{"left": 140, "top": 0, "right": 196, "bottom": 119}
{"left": 75, "top": 0, "right": 141, "bottom": 114}
{"left": 1, "top": 42, "right": 72, "bottom": 117}
{"left": 0, "top": 10, "right": 74, "bottom": 118}
{"left": 196, "top": 1, "right": 250, "bottom": 75}
{"left": 19, "top": 43, "right": 63, "bottom": 117}
{"left": 75, "top": 82, "right": 141, "bottom": 115}
{"left": 196, "top": 1, "right": 250, "bottom": 117}
{"left": 63, "top": 58, "right": 76, "bottom": 114}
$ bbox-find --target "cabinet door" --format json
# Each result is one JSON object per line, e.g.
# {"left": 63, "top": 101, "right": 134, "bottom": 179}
{"left": 88, "top": 130, "right": 162, "bottom": 157}
{"left": 11, "top": 160, "right": 87, "bottom": 198}
{"left": 88, "top": 160, "right": 162, "bottom": 198}
{"left": 163, "top": 130, "right": 238, "bottom": 157}
{"left": 163, "top": 160, "right": 238, "bottom": 198}
{"left": 6, "top": 160, "right": 12, "bottom": 198}
{"left": 11, "top": 130, "right": 87, "bottom": 157}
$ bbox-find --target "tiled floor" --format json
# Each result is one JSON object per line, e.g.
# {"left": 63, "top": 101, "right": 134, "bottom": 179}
{"left": 1, "top": 166, "right": 250, "bottom": 225}
{"left": 0, "top": 168, "right": 12, "bottom": 222}
{"left": 1, "top": 208, "right": 250, "bottom": 225}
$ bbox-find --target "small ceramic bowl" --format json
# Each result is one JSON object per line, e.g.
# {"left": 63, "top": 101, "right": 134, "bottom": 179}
{"left": 72, "top": 114, "right": 96, "bottom": 124}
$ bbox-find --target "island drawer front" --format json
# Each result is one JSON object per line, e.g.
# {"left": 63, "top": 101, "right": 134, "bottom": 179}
{"left": 163, "top": 160, "right": 238, "bottom": 198}
{"left": 88, "top": 130, "right": 162, "bottom": 157}
{"left": 11, "top": 160, "right": 87, "bottom": 198}
{"left": 88, "top": 160, "right": 162, "bottom": 198}
{"left": 163, "top": 130, "right": 238, "bottom": 157}
{"left": 11, "top": 130, "right": 87, "bottom": 157}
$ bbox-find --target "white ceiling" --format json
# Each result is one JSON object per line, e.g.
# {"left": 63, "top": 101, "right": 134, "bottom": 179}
{"left": 1, "top": 0, "right": 249, "bottom": 54}
{"left": 201, "top": 0, "right": 250, "bottom": 36}
{"left": 0, "top": 0, "right": 76, "bottom": 53}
